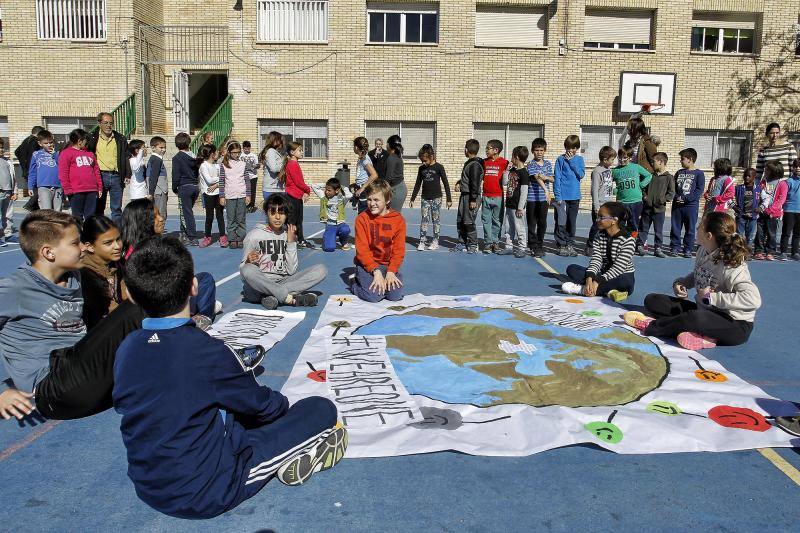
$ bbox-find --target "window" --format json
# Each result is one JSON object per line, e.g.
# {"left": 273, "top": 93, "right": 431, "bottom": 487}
{"left": 475, "top": 6, "right": 547, "bottom": 48}
{"left": 259, "top": 120, "right": 328, "bottom": 159}
{"left": 472, "top": 123, "right": 544, "bottom": 157}
{"left": 685, "top": 129, "right": 751, "bottom": 169}
{"left": 788, "top": 132, "right": 800, "bottom": 159}
{"left": 256, "top": 0, "right": 328, "bottom": 43}
{"left": 44, "top": 117, "right": 96, "bottom": 147}
{"left": 35, "top": 0, "right": 107, "bottom": 41}
{"left": 691, "top": 13, "right": 756, "bottom": 54}
{"left": 367, "top": 3, "right": 438, "bottom": 44}
{"left": 580, "top": 126, "right": 628, "bottom": 165}
{"left": 364, "top": 121, "right": 436, "bottom": 158}
{"left": 0, "top": 117, "right": 8, "bottom": 153}
{"left": 583, "top": 10, "right": 652, "bottom": 50}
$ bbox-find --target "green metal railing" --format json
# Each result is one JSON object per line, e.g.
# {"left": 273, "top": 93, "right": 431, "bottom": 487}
{"left": 190, "top": 94, "right": 233, "bottom": 153}
{"left": 91, "top": 93, "right": 137, "bottom": 137}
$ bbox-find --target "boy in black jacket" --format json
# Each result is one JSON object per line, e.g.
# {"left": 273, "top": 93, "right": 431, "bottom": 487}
{"left": 115, "top": 236, "right": 346, "bottom": 519}
{"left": 637, "top": 152, "right": 675, "bottom": 257}
{"left": 171, "top": 132, "right": 200, "bottom": 246}
{"left": 453, "top": 139, "right": 483, "bottom": 253}
{"left": 146, "top": 136, "right": 169, "bottom": 219}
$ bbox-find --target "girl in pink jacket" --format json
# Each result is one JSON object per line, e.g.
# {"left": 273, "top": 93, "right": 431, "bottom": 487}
{"left": 754, "top": 160, "right": 788, "bottom": 260}
{"left": 58, "top": 128, "right": 102, "bottom": 222}
{"left": 703, "top": 158, "right": 735, "bottom": 214}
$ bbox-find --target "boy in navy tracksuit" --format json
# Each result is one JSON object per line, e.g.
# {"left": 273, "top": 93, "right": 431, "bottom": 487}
{"left": 171, "top": 132, "right": 200, "bottom": 245}
{"left": 668, "top": 148, "right": 705, "bottom": 257}
{"left": 114, "top": 236, "right": 347, "bottom": 519}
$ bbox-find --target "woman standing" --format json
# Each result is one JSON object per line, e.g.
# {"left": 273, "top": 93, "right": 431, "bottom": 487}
{"left": 626, "top": 117, "right": 658, "bottom": 174}
{"left": 258, "top": 131, "right": 285, "bottom": 202}
{"left": 385, "top": 134, "right": 406, "bottom": 212}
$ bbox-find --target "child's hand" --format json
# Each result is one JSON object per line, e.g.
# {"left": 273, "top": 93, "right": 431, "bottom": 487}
{"left": 247, "top": 250, "right": 260, "bottom": 264}
{"left": 584, "top": 279, "right": 598, "bottom": 297}
{"left": 0, "top": 388, "right": 35, "bottom": 420}
{"left": 124, "top": 178, "right": 130, "bottom": 186}
{"left": 469, "top": 201, "right": 477, "bottom": 210}
{"left": 673, "top": 282, "right": 688, "bottom": 298}
{"left": 245, "top": 196, "right": 251, "bottom": 206}
{"left": 208, "top": 183, "right": 218, "bottom": 192}
{"left": 10, "top": 194, "right": 17, "bottom": 202}
{"left": 302, "top": 193, "right": 310, "bottom": 203}
{"left": 515, "top": 209, "right": 523, "bottom": 218}
{"left": 287, "top": 224, "right": 297, "bottom": 243}
{"left": 446, "top": 201, "right": 452, "bottom": 209}
{"left": 370, "top": 269, "right": 387, "bottom": 295}
{"left": 385, "top": 271, "right": 403, "bottom": 291}
{"left": 220, "top": 197, "right": 226, "bottom": 206}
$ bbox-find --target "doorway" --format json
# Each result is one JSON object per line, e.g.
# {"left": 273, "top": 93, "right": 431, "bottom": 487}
{"left": 187, "top": 72, "right": 228, "bottom": 132}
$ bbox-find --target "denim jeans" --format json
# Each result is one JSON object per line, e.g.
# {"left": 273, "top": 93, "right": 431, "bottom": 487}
{"left": 98, "top": 171, "right": 123, "bottom": 224}
{"left": 737, "top": 216, "right": 757, "bottom": 247}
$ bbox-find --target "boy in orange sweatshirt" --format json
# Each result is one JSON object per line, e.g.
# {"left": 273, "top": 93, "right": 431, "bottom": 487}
{"left": 352, "top": 179, "right": 406, "bottom": 302}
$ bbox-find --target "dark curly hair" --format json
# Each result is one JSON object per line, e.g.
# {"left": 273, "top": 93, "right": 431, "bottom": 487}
{"left": 701, "top": 212, "right": 749, "bottom": 267}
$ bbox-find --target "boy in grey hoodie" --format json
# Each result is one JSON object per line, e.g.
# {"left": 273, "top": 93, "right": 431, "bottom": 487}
{"left": 239, "top": 194, "right": 326, "bottom": 310}
{"left": 0, "top": 210, "right": 143, "bottom": 421}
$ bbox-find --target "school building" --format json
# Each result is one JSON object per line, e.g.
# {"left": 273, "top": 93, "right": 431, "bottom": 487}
{"left": 1, "top": 0, "right": 799, "bottom": 201}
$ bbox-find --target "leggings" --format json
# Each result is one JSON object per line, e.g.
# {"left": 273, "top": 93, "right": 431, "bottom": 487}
{"left": 566, "top": 264, "right": 635, "bottom": 295}
{"left": 287, "top": 194, "right": 305, "bottom": 243}
{"left": 643, "top": 294, "right": 753, "bottom": 346}
{"left": 203, "top": 193, "right": 225, "bottom": 237}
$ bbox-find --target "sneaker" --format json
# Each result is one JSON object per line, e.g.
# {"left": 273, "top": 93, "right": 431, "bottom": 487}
{"left": 417, "top": 241, "right": 427, "bottom": 251}
{"left": 261, "top": 296, "right": 279, "bottom": 310}
{"left": 219, "top": 235, "right": 229, "bottom": 248}
{"left": 199, "top": 236, "right": 212, "bottom": 248}
{"left": 534, "top": 247, "right": 545, "bottom": 258}
{"left": 214, "top": 300, "right": 223, "bottom": 315}
{"left": 766, "top": 254, "right": 775, "bottom": 261}
{"left": 292, "top": 292, "right": 319, "bottom": 307}
{"left": 231, "top": 344, "right": 266, "bottom": 372}
{"left": 483, "top": 244, "right": 494, "bottom": 254}
{"left": 677, "top": 331, "right": 717, "bottom": 350}
{"left": 775, "top": 253, "right": 788, "bottom": 261}
{"left": 0, "top": 237, "right": 6, "bottom": 248}
{"left": 792, "top": 253, "right": 800, "bottom": 261}
{"left": 187, "top": 239, "right": 200, "bottom": 247}
{"left": 302, "top": 240, "right": 316, "bottom": 249}
{"left": 753, "top": 253, "right": 765, "bottom": 260}
{"left": 561, "top": 281, "right": 583, "bottom": 295}
{"left": 467, "top": 245, "right": 479, "bottom": 254}
{"left": 775, "top": 415, "right": 800, "bottom": 437}
{"left": 567, "top": 245, "right": 579, "bottom": 257}
{"left": 191, "top": 314, "right": 212, "bottom": 331}
{"left": 607, "top": 290, "right": 629, "bottom": 303}
{"left": 664, "top": 249, "right": 678, "bottom": 257}
{"left": 622, "top": 311, "right": 653, "bottom": 332}
{"left": 557, "top": 246, "right": 570, "bottom": 257}
{"left": 584, "top": 245, "right": 593, "bottom": 257}
{"left": 496, "top": 246, "right": 512, "bottom": 256}
{"left": 513, "top": 249, "right": 527, "bottom": 259}
{"left": 654, "top": 248, "right": 665, "bottom": 258}
{"left": 277, "top": 425, "right": 348, "bottom": 486}
{"left": 682, "top": 251, "right": 692, "bottom": 258}
{"left": 341, "top": 243, "right": 352, "bottom": 251}
{"left": 427, "top": 240, "right": 439, "bottom": 251}
{"left": 450, "top": 243, "right": 466, "bottom": 253}
{"left": 635, "top": 245, "right": 645, "bottom": 256}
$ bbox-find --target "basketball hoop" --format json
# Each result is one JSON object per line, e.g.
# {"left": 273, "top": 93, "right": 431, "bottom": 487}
{"left": 639, "top": 102, "right": 665, "bottom": 114}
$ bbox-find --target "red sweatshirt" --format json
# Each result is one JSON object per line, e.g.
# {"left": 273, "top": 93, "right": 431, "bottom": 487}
{"left": 58, "top": 146, "right": 102, "bottom": 195}
{"left": 354, "top": 209, "right": 406, "bottom": 273}
{"left": 482, "top": 157, "right": 509, "bottom": 198}
{"left": 284, "top": 159, "right": 311, "bottom": 199}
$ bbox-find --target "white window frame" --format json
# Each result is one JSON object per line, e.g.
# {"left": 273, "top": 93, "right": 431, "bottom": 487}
{"left": 35, "top": 0, "right": 107, "bottom": 42}
{"left": 366, "top": 3, "right": 439, "bottom": 45}
{"left": 44, "top": 116, "right": 96, "bottom": 148}
{"left": 364, "top": 121, "right": 437, "bottom": 159}
{"left": 474, "top": 6, "right": 548, "bottom": 49}
{"left": 259, "top": 119, "right": 329, "bottom": 160}
{"left": 580, "top": 125, "right": 627, "bottom": 165}
{"left": 256, "top": 0, "right": 329, "bottom": 44}
{"left": 583, "top": 10, "right": 653, "bottom": 51}
{"left": 472, "top": 123, "right": 545, "bottom": 158}
{"left": 685, "top": 129, "right": 752, "bottom": 169}
{"left": 583, "top": 42, "right": 651, "bottom": 51}
{"left": 691, "top": 26, "right": 755, "bottom": 55}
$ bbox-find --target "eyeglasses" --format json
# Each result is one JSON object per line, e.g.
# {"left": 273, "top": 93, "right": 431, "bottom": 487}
{"left": 598, "top": 216, "right": 617, "bottom": 221}
{"left": 100, "top": 121, "right": 113, "bottom": 125}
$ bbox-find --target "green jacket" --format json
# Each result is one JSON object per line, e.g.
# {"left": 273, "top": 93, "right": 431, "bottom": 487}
{"left": 319, "top": 195, "right": 346, "bottom": 224}
{"left": 612, "top": 163, "right": 652, "bottom": 204}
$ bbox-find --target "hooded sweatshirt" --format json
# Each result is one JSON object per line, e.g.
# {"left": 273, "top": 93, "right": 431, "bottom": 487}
{"left": 783, "top": 174, "right": 800, "bottom": 213}
{"left": 703, "top": 175, "right": 735, "bottom": 213}
{"left": 28, "top": 149, "right": 61, "bottom": 189}
{"left": 0, "top": 265, "right": 86, "bottom": 393}
{"left": 240, "top": 223, "right": 298, "bottom": 281}
{"left": 354, "top": 209, "right": 406, "bottom": 273}
{"left": 553, "top": 154, "right": 585, "bottom": 202}
{"left": 58, "top": 145, "right": 102, "bottom": 195}
{"left": 759, "top": 177, "right": 789, "bottom": 219}
{"left": 674, "top": 247, "right": 761, "bottom": 322}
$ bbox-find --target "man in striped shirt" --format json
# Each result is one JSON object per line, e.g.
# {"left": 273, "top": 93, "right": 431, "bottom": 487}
{"left": 756, "top": 123, "right": 798, "bottom": 180}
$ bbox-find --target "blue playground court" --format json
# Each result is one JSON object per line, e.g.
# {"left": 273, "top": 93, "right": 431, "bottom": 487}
{"left": 1, "top": 206, "right": 799, "bottom": 531}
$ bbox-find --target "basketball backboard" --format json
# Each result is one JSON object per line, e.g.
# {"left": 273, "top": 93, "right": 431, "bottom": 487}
{"left": 618, "top": 72, "right": 677, "bottom": 115}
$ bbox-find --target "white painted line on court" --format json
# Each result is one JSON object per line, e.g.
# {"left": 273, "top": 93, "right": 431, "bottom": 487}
{"left": 0, "top": 247, "right": 21, "bottom": 255}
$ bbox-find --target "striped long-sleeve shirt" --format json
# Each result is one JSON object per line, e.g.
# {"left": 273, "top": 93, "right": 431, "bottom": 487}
{"left": 585, "top": 231, "right": 636, "bottom": 282}
{"left": 756, "top": 143, "right": 798, "bottom": 179}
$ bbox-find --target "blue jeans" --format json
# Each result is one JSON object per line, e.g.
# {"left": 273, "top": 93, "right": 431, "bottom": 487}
{"left": 481, "top": 196, "right": 504, "bottom": 245}
{"left": 352, "top": 265, "right": 403, "bottom": 302}
{"left": 669, "top": 204, "right": 699, "bottom": 254}
{"left": 98, "top": 171, "right": 123, "bottom": 224}
{"left": 737, "top": 216, "right": 757, "bottom": 247}
{"left": 322, "top": 223, "right": 350, "bottom": 251}
{"left": 189, "top": 272, "right": 217, "bottom": 318}
{"left": 177, "top": 184, "right": 200, "bottom": 238}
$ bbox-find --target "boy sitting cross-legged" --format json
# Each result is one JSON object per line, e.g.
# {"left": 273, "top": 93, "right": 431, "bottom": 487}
{"left": 115, "top": 236, "right": 347, "bottom": 519}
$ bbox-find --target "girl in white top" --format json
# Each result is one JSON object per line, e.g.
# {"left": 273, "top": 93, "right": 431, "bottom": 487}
{"left": 258, "top": 131, "right": 285, "bottom": 201}
{"left": 127, "top": 140, "right": 148, "bottom": 200}
{"left": 197, "top": 143, "right": 227, "bottom": 248}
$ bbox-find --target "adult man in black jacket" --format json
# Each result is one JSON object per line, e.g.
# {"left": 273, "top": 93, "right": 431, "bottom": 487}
{"left": 368, "top": 138, "right": 389, "bottom": 180}
{"left": 14, "top": 126, "right": 44, "bottom": 211}
{"left": 87, "top": 112, "right": 130, "bottom": 224}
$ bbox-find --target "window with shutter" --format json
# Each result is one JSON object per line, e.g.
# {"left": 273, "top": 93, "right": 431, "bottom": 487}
{"left": 35, "top": 0, "right": 107, "bottom": 41}
{"left": 580, "top": 126, "right": 627, "bottom": 165}
{"left": 475, "top": 6, "right": 547, "bottom": 48}
{"left": 367, "top": 3, "right": 438, "bottom": 44}
{"left": 690, "top": 12, "right": 757, "bottom": 54}
{"left": 473, "top": 123, "right": 544, "bottom": 157}
{"left": 256, "top": 0, "right": 329, "bottom": 43}
{"left": 258, "top": 119, "right": 328, "bottom": 159}
{"left": 365, "top": 121, "right": 436, "bottom": 158}
{"left": 44, "top": 117, "right": 96, "bottom": 147}
{"left": 685, "top": 130, "right": 751, "bottom": 169}
{"left": 583, "top": 9, "right": 653, "bottom": 50}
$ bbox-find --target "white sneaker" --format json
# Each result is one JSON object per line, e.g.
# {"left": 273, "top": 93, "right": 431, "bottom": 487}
{"left": 427, "top": 240, "right": 439, "bottom": 251}
{"left": 417, "top": 241, "right": 426, "bottom": 251}
{"left": 214, "top": 300, "right": 223, "bottom": 315}
{"left": 561, "top": 282, "right": 584, "bottom": 295}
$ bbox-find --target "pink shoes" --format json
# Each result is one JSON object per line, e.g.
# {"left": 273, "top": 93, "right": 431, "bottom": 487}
{"left": 199, "top": 236, "right": 212, "bottom": 248}
{"left": 622, "top": 311, "right": 653, "bottom": 332}
{"left": 219, "top": 235, "right": 229, "bottom": 248}
{"left": 677, "top": 332, "right": 717, "bottom": 350}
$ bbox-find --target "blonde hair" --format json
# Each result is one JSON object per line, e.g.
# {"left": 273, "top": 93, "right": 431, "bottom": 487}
{"left": 365, "top": 179, "right": 393, "bottom": 202}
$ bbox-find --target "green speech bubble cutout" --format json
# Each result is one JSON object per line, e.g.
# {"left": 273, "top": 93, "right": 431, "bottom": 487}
{"left": 584, "top": 421, "right": 623, "bottom": 444}
{"left": 581, "top": 310, "right": 603, "bottom": 317}
{"left": 646, "top": 401, "right": 682, "bottom": 416}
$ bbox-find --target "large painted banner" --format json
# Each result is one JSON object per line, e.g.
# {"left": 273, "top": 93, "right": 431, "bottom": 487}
{"left": 281, "top": 294, "right": 799, "bottom": 457}
{"left": 208, "top": 308, "right": 305, "bottom": 352}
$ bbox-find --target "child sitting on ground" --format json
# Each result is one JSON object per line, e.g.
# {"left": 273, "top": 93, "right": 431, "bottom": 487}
{"left": 240, "top": 194, "right": 326, "bottom": 309}
{"left": 79, "top": 215, "right": 126, "bottom": 331}
{"left": 561, "top": 201, "right": 635, "bottom": 302}
{"left": 409, "top": 143, "right": 451, "bottom": 251}
{"left": 625, "top": 212, "right": 761, "bottom": 350}
{"left": 311, "top": 177, "right": 353, "bottom": 252}
{"left": 115, "top": 236, "right": 345, "bottom": 519}
{"left": 733, "top": 168, "right": 760, "bottom": 249}
{"left": 352, "top": 179, "right": 406, "bottom": 302}
{"left": 703, "top": 158, "right": 736, "bottom": 214}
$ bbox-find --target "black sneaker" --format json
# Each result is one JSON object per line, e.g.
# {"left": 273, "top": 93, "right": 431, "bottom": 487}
{"left": 792, "top": 253, "right": 800, "bottom": 261}
{"left": 654, "top": 248, "right": 666, "bottom": 258}
{"left": 776, "top": 253, "right": 788, "bottom": 261}
{"left": 557, "top": 246, "right": 570, "bottom": 257}
{"left": 534, "top": 247, "right": 545, "bottom": 258}
{"left": 775, "top": 415, "right": 800, "bottom": 437}
{"left": 293, "top": 292, "right": 319, "bottom": 307}
{"left": 567, "top": 245, "right": 579, "bottom": 257}
{"left": 682, "top": 251, "right": 692, "bottom": 258}
{"left": 514, "top": 249, "right": 527, "bottom": 258}
{"left": 496, "top": 246, "right": 512, "bottom": 256}
{"left": 664, "top": 249, "right": 678, "bottom": 257}
{"left": 277, "top": 425, "right": 348, "bottom": 486}
{"left": 231, "top": 344, "right": 266, "bottom": 372}
{"left": 301, "top": 240, "right": 316, "bottom": 249}
{"left": 636, "top": 245, "right": 645, "bottom": 256}
{"left": 261, "top": 296, "right": 279, "bottom": 310}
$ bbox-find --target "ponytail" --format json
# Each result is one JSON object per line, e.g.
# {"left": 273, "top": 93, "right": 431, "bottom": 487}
{"left": 702, "top": 212, "right": 749, "bottom": 267}
{"left": 387, "top": 134, "right": 403, "bottom": 157}
{"left": 277, "top": 141, "right": 303, "bottom": 187}
{"left": 599, "top": 201, "right": 633, "bottom": 236}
